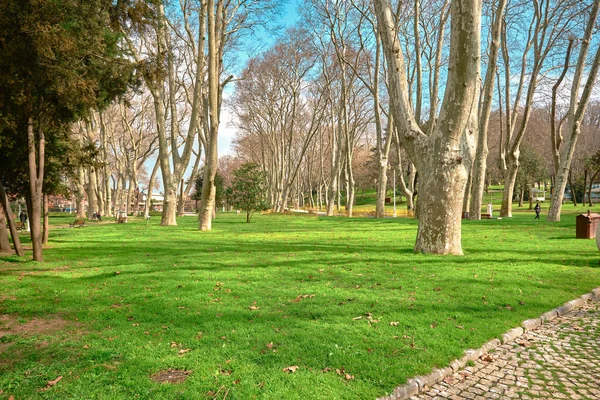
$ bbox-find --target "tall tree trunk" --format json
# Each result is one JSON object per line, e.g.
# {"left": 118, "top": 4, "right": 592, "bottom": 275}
{"left": 42, "top": 193, "right": 49, "bottom": 245}
{"left": 76, "top": 166, "right": 86, "bottom": 218}
{"left": 27, "top": 116, "right": 44, "bottom": 262}
{"left": 376, "top": 161, "right": 388, "bottom": 217}
{"left": 500, "top": 158, "right": 518, "bottom": 217}
{"left": 469, "top": 0, "right": 506, "bottom": 220}
{"left": 145, "top": 158, "right": 160, "bottom": 218}
{"left": 0, "top": 182, "right": 23, "bottom": 256}
{"left": 547, "top": 2, "right": 600, "bottom": 221}
{"left": 376, "top": 0, "right": 481, "bottom": 254}
{"left": 87, "top": 166, "right": 97, "bottom": 220}
{"left": 0, "top": 204, "right": 12, "bottom": 253}
{"left": 198, "top": 0, "right": 221, "bottom": 231}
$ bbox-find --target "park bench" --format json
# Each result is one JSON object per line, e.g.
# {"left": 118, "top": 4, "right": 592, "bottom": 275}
{"left": 69, "top": 219, "right": 86, "bottom": 228}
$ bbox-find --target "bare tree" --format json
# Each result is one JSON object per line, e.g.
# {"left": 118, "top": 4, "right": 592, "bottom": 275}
{"left": 547, "top": 0, "right": 600, "bottom": 221}
{"left": 375, "top": 0, "right": 481, "bottom": 254}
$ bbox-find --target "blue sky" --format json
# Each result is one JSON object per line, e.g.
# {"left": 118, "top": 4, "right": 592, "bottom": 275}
{"left": 218, "top": 0, "right": 299, "bottom": 157}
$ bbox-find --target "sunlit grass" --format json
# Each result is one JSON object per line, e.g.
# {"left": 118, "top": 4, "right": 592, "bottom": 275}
{"left": 0, "top": 205, "right": 599, "bottom": 399}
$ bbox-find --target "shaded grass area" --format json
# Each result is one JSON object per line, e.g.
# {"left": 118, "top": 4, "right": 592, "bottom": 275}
{"left": 1, "top": 209, "right": 599, "bottom": 399}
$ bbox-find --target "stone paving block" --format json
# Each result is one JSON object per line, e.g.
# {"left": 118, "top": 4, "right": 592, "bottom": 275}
{"left": 401, "top": 297, "right": 600, "bottom": 400}
{"left": 581, "top": 293, "right": 593, "bottom": 302}
{"left": 378, "top": 380, "right": 419, "bottom": 400}
{"left": 480, "top": 338, "right": 500, "bottom": 353}
{"left": 501, "top": 327, "right": 524, "bottom": 344}
{"left": 556, "top": 302, "right": 574, "bottom": 316}
{"left": 449, "top": 359, "right": 464, "bottom": 372}
{"left": 521, "top": 318, "right": 542, "bottom": 331}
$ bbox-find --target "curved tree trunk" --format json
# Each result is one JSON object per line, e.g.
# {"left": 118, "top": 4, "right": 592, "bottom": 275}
{"left": 376, "top": 0, "right": 481, "bottom": 254}
{"left": 500, "top": 159, "right": 518, "bottom": 218}
{"left": 0, "top": 183, "right": 23, "bottom": 256}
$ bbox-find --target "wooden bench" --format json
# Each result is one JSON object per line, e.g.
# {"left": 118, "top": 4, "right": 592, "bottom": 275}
{"left": 117, "top": 215, "right": 127, "bottom": 223}
{"left": 69, "top": 219, "right": 86, "bottom": 228}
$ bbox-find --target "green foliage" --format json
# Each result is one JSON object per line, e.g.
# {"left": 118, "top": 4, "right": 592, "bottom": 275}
{"left": 0, "top": 210, "right": 599, "bottom": 398}
{"left": 193, "top": 169, "right": 224, "bottom": 207}
{"left": 515, "top": 146, "right": 547, "bottom": 200}
{"left": 230, "top": 163, "right": 270, "bottom": 222}
{"left": 0, "top": 0, "right": 134, "bottom": 197}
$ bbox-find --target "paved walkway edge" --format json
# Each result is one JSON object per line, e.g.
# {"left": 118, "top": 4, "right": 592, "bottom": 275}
{"left": 377, "top": 287, "right": 600, "bottom": 400}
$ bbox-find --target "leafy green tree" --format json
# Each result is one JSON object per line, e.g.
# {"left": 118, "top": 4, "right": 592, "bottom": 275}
{"left": 514, "top": 147, "right": 547, "bottom": 208}
{"left": 230, "top": 163, "right": 269, "bottom": 223}
{"left": 0, "top": 0, "right": 133, "bottom": 261}
{"left": 194, "top": 170, "right": 224, "bottom": 211}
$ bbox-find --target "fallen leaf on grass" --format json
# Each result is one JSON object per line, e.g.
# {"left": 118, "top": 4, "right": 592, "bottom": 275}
{"left": 322, "top": 367, "right": 332, "bottom": 373}
{"left": 220, "top": 369, "right": 232, "bottom": 376}
{"left": 389, "top": 321, "right": 399, "bottom": 326}
{"left": 178, "top": 349, "right": 191, "bottom": 355}
{"left": 83, "top": 344, "right": 90, "bottom": 349}
{"left": 39, "top": 376, "right": 62, "bottom": 391}
{"left": 345, "top": 373, "right": 354, "bottom": 380}
{"left": 455, "top": 325, "right": 464, "bottom": 330}
{"left": 249, "top": 301, "right": 260, "bottom": 310}
{"left": 283, "top": 366, "right": 298, "bottom": 373}
{"left": 352, "top": 316, "right": 363, "bottom": 320}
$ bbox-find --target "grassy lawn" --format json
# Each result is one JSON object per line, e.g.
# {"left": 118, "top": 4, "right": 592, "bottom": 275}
{"left": 1, "top": 204, "right": 599, "bottom": 399}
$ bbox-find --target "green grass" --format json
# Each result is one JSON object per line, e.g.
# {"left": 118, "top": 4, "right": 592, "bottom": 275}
{"left": 1, "top": 205, "right": 599, "bottom": 399}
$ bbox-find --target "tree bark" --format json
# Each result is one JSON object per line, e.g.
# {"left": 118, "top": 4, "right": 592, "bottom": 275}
{"left": 27, "top": 116, "right": 44, "bottom": 262}
{"left": 42, "top": 193, "right": 49, "bottom": 245}
{"left": 376, "top": 0, "right": 480, "bottom": 254}
{"left": 469, "top": 0, "right": 506, "bottom": 220}
{"left": 0, "top": 204, "right": 12, "bottom": 253}
{"left": 0, "top": 183, "right": 23, "bottom": 256}
{"left": 198, "top": 0, "right": 221, "bottom": 231}
{"left": 547, "top": 1, "right": 600, "bottom": 221}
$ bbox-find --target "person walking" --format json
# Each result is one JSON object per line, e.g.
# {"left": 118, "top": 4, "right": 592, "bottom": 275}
{"left": 534, "top": 201, "right": 541, "bottom": 219}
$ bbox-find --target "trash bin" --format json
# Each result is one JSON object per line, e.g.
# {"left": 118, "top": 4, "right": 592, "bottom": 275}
{"left": 576, "top": 211, "right": 600, "bottom": 238}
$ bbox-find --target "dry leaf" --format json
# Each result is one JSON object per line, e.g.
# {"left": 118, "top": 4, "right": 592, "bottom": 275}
{"left": 178, "top": 349, "right": 191, "bottom": 355}
{"left": 40, "top": 376, "right": 62, "bottom": 391}
{"left": 389, "top": 321, "right": 399, "bottom": 327}
{"left": 322, "top": 367, "right": 332, "bottom": 373}
{"left": 283, "top": 366, "right": 299, "bottom": 373}
{"left": 220, "top": 369, "right": 232, "bottom": 376}
{"left": 83, "top": 344, "right": 90, "bottom": 349}
{"left": 249, "top": 301, "right": 260, "bottom": 310}
{"left": 352, "top": 316, "right": 363, "bottom": 320}
{"left": 345, "top": 373, "right": 354, "bottom": 380}
{"left": 481, "top": 354, "right": 493, "bottom": 362}
{"left": 455, "top": 325, "right": 464, "bottom": 330}
{"left": 266, "top": 342, "right": 274, "bottom": 349}
{"left": 170, "top": 342, "right": 178, "bottom": 348}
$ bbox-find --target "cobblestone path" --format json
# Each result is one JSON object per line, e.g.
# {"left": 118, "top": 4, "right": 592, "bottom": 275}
{"left": 411, "top": 298, "right": 600, "bottom": 399}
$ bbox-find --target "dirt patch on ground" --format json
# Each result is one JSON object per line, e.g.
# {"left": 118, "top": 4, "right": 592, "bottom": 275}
{"left": 150, "top": 369, "right": 193, "bottom": 384}
{"left": 0, "top": 314, "right": 71, "bottom": 338}
{"left": 0, "top": 295, "right": 16, "bottom": 302}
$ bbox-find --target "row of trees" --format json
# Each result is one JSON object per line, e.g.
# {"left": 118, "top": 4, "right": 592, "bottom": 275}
{"left": 231, "top": 0, "right": 600, "bottom": 254}
{"left": 1, "top": 0, "right": 599, "bottom": 260}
